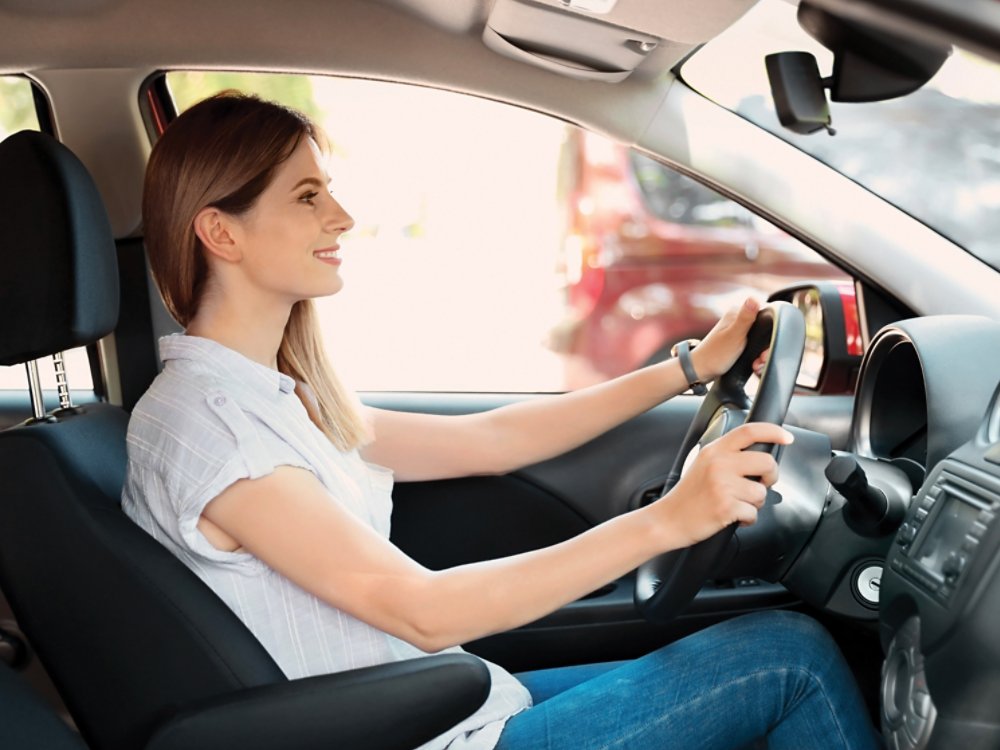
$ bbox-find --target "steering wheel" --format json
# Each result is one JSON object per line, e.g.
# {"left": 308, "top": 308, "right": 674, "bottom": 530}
{"left": 634, "top": 302, "right": 805, "bottom": 624}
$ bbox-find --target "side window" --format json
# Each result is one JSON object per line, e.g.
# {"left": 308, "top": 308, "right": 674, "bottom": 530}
{"left": 0, "top": 75, "right": 38, "bottom": 138}
{"left": 561, "top": 131, "right": 851, "bottom": 389}
{"left": 0, "top": 76, "right": 95, "bottom": 392}
{"left": 630, "top": 151, "right": 739, "bottom": 228}
{"left": 165, "top": 72, "right": 850, "bottom": 393}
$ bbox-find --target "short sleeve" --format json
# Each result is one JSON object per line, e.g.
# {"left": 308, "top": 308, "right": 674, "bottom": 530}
{"left": 171, "top": 389, "right": 316, "bottom": 566}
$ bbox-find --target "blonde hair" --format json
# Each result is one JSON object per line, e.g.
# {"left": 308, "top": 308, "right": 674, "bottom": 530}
{"left": 142, "top": 91, "right": 368, "bottom": 450}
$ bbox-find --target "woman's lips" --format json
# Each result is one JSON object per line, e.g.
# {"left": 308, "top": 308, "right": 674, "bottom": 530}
{"left": 313, "top": 246, "right": 341, "bottom": 266}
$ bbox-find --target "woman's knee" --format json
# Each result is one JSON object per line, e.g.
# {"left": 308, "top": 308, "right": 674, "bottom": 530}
{"left": 634, "top": 610, "right": 848, "bottom": 693}
{"left": 755, "top": 609, "right": 834, "bottom": 641}
{"left": 718, "top": 610, "right": 843, "bottom": 673}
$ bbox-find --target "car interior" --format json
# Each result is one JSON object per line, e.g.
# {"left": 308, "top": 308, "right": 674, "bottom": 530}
{"left": 1, "top": 0, "right": 999, "bottom": 749}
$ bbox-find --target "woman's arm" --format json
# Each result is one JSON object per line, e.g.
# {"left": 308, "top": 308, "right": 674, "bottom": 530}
{"left": 202, "top": 421, "right": 791, "bottom": 653}
{"left": 362, "top": 298, "right": 763, "bottom": 482}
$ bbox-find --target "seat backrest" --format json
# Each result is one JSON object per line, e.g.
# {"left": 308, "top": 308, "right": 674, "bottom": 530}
{"left": 0, "top": 130, "right": 286, "bottom": 750}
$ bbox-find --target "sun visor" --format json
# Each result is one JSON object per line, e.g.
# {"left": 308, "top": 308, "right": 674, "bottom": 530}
{"left": 483, "top": 0, "right": 661, "bottom": 82}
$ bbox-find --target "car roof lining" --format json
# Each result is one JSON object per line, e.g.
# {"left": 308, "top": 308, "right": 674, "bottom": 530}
{"left": 0, "top": 0, "right": 756, "bottom": 69}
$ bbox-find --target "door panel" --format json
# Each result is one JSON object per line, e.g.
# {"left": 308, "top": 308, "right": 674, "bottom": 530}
{"left": 367, "top": 391, "right": 855, "bottom": 670}
{"left": 369, "top": 392, "right": 700, "bottom": 526}
{"left": 390, "top": 474, "right": 591, "bottom": 570}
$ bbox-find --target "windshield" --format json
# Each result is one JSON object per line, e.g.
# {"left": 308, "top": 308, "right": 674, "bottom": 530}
{"left": 682, "top": 0, "right": 1000, "bottom": 272}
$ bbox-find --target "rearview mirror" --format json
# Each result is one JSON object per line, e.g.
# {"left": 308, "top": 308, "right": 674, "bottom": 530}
{"left": 765, "top": 52, "right": 834, "bottom": 135}
{"left": 798, "top": 1, "right": 951, "bottom": 104}
{"left": 765, "top": 1, "right": 951, "bottom": 137}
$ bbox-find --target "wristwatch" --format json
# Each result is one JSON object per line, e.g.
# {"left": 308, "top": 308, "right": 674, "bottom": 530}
{"left": 671, "top": 339, "right": 707, "bottom": 395}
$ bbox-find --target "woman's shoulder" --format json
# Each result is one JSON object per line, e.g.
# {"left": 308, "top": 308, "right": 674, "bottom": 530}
{"left": 127, "top": 367, "right": 247, "bottom": 467}
{"left": 131, "top": 365, "right": 234, "bottom": 424}
{"left": 128, "top": 363, "right": 306, "bottom": 471}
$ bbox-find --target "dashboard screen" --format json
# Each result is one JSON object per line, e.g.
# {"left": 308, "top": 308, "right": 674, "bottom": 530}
{"left": 913, "top": 496, "right": 979, "bottom": 577}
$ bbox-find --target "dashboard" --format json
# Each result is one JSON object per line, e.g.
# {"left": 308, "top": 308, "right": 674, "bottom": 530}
{"left": 880, "top": 386, "right": 1000, "bottom": 750}
{"left": 761, "top": 310, "right": 1000, "bottom": 749}
{"left": 850, "top": 317, "right": 1000, "bottom": 749}
{"left": 853, "top": 318, "right": 1000, "bottom": 485}
{"left": 853, "top": 329, "right": 929, "bottom": 495}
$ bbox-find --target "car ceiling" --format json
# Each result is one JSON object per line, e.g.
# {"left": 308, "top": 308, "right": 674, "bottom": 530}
{"left": 0, "top": 0, "right": 756, "bottom": 71}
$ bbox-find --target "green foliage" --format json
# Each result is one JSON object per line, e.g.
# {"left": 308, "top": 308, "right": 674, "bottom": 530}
{"left": 0, "top": 76, "right": 40, "bottom": 138}
{"left": 166, "top": 71, "right": 324, "bottom": 122}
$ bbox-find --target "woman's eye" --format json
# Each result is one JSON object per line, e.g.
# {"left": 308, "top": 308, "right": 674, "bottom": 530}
{"left": 300, "top": 191, "right": 319, "bottom": 205}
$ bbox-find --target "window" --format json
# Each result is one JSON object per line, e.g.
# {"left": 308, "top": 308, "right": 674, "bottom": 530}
{"left": 0, "top": 76, "right": 94, "bottom": 392}
{"left": 630, "top": 153, "right": 746, "bottom": 228}
{"left": 0, "top": 75, "right": 38, "bottom": 139}
{"left": 166, "top": 72, "right": 849, "bottom": 392}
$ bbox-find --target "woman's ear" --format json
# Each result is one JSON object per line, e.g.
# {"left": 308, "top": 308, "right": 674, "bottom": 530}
{"left": 193, "top": 207, "right": 242, "bottom": 262}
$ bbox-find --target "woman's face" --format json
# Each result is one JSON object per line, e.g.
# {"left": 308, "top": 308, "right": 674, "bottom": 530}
{"left": 229, "top": 136, "right": 354, "bottom": 303}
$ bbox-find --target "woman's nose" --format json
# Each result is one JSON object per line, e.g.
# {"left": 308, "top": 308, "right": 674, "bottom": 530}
{"left": 325, "top": 194, "right": 355, "bottom": 233}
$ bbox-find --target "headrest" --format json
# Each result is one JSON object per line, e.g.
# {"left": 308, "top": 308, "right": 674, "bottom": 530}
{"left": 0, "top": 130, "right": 119, "bottom": 367}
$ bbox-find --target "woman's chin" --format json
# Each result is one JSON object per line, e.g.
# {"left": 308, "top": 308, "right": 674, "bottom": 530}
{"left": 312, "top": 277, "right": 345, "bottom": 298}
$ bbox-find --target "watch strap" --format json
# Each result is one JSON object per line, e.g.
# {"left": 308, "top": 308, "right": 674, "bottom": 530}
{"left": 674, "top": 340, "right": 708, "bottom": 396}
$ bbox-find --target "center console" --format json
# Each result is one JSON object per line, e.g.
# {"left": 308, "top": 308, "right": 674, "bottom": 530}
{"left": 880, "top": 389, "right": 1000, "bottom": 750}
{"left": 891, "top": 466, "right": 997, "bottom": 608}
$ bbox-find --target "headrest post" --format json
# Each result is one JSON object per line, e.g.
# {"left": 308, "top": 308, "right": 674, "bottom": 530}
{"left": 52, "top": 351, "right": 74, "bottom": 410}
{"left": 24, "top": 360, "right": 46, "bottom": 421}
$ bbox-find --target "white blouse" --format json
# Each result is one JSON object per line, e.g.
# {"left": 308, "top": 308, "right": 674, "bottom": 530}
{"left": 121, "top": 333, "right": 531, "bottom": 750}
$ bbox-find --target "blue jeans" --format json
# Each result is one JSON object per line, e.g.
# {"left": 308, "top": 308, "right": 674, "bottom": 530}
{"left": 496, "top": 610, "right": 883, "bottom": 750}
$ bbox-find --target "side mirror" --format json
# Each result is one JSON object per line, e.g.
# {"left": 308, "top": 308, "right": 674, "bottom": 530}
{"left": 768, "top": 281, "right": 862, "bottom": 393}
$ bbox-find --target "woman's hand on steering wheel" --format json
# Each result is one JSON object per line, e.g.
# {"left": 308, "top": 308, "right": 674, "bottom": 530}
{"left": 691, "top": 298, "right": 767, "bottom": 384}
{"left": 648, "top": 421, "right": 794, "bottom": 551}
{"left": 635, "top": 301, "right": 805, "bottom": 623}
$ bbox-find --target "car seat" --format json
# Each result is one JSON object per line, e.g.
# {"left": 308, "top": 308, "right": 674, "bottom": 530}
{"left": 0, "top": 129, "right": 489, "bottom": 750}
{"left": 0, "top": 659, "right": 86, "bottom": 749}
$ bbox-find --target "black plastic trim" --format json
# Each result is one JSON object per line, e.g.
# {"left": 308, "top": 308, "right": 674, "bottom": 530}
{"left": 526, "top": 575, "right": 797, "bottom": 630}
{"left": 145, "top": 654, "right": 490, "bottom": 750}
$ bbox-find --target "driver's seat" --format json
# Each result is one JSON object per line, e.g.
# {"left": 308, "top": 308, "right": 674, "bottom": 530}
{"left": 0, "top": 129, "right": 489, "bottom": 750}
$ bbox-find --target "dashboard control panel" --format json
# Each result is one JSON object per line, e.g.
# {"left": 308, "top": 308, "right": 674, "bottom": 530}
{"left": 881, "top": 379, "right": 1000, "bottom": 750}
{"left": 890, "top": 470, "right": 997, "bottom": 604}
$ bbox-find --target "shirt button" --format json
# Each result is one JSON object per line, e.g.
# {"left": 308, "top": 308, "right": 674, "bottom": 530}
{"left": 214, "top": 396, "right": 226, "bottom": 407}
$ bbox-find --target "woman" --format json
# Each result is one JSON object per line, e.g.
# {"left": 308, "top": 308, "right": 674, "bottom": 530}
{"left": 123, "top": 92, "right": 881, "bottom": 750}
